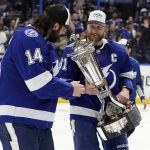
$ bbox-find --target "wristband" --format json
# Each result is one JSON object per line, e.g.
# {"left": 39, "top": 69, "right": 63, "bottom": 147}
{"left": 122, "top": 86, "right": 130, "bottom": 93}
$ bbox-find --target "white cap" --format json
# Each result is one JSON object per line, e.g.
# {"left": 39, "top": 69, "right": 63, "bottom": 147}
{"left": 118, "top": 39, "right": 132, "bottom": 48}
{"left": 118, "top": 39, "right": 128, "bottom": 46}
{"left": 88, "top": 10, "right": 106, "bottom": 25}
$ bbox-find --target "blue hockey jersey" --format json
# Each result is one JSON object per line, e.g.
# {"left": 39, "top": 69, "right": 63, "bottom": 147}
{"left": 59, "top": 39, "right": 133, "bottom": 123}
{"left": 129, "top": 57, "right": 145, "bottom": 102}
{"left": 0, "top": 25, "right": 74, "bottom": 128}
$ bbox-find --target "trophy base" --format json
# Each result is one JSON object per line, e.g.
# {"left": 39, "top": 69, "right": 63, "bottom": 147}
{"left": 97, "top": 104, "right": 142, "bottom": 140}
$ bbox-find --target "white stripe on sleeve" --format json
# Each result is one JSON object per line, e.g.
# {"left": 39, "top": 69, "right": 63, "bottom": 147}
{"left": 120, "top": 71, "right": 133, "bottom": 79}
{"left": 25, "top": 71, "right": 52, "bottom": 91}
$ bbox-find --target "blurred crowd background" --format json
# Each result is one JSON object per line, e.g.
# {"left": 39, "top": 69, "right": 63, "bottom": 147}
{"left": 0, "top": 0, "right": 150, "bottom": 63}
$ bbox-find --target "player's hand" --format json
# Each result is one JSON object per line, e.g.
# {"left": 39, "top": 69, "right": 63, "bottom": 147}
{"left": 85, "top": 80, "right": 99, "bottom": 95}
{"left": 142, "top": 99, "right": 147, "bottom": 110}
{"left": 71, "top": 81, "right": 85, "bottom": 97}
{"left": 116, "top": 88, "right": 130, "bottom": 104}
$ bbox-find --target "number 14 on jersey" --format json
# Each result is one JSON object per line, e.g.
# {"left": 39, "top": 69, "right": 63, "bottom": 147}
{"left": 25, "top": 48, "right": 43, "bottom": 65}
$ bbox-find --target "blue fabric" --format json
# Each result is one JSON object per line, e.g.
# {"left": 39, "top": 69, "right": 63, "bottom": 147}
{"left": 0, "top": 123, "right": 54, "bottom": 150}
{"left": 71, "top": 120, "right": 100, "bottom": 150}
{"left": 121, "top": 30, "right": 133, "bottom": 40}
{"left": 102, "top": 133, "right": 129, "bottom": 150}
{"left": 0, "top": 25, "right": 74, "bottom": 128}
{"left": 129, "top": 57, "right": 145, "bottom": 102}
{"left": 0, "top": 25, "right": 73, "bottom": 128}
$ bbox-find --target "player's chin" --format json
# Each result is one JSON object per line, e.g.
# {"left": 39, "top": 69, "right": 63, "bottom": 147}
{"left": 91, "top": 37, "right": 100, "bottom": 43}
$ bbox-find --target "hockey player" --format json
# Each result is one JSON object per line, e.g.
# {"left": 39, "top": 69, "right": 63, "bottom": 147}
{"left": 0, "top": 4, "right": 85, "bottom": 150}
{"left": 118, "top": 39, "right": 147, "bottom": 110}
{"left": 59, "top": 10, "right": 133, "bottom": 150}
{"left": 118, "top": 38, "right": 147, "bottom": 137}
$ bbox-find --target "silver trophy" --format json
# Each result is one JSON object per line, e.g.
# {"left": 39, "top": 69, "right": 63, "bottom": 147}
{"left": 68, "top": 34, "right": 142, "bottom": 140}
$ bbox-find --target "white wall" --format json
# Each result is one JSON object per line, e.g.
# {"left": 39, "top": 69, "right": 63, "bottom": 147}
{"left": 140, "top": 64, "right": 150, "bottom": 98}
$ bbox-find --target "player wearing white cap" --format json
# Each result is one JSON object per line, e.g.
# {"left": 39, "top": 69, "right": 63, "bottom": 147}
{"left": 59, "top": 10, "right": 133, "bottom": 150}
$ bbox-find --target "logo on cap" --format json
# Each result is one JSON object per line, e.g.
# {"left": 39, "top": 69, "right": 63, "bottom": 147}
{"left": 93, "top": 13, "right": 102, "bottom": 19}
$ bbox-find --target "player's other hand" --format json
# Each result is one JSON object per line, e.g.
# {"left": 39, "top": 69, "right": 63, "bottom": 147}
{"left": 142, "top": 99, "right": 147, "bottom": 110}
{"left": 85, "top": 80, "right": 99, "bottom": 95}
{"left": 71, "top": 81, "right": 85, "bottom": 97}
{"left": 116, "top": 88, "right": 130, "bottom": 104}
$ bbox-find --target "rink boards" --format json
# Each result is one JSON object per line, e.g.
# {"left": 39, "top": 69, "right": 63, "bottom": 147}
{"left": 136, "top": 64, "right": 150, "bottom": 104}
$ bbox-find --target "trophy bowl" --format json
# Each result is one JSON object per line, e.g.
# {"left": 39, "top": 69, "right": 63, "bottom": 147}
{"left": 97, "top": 103, "right": 142, "bottom": 140}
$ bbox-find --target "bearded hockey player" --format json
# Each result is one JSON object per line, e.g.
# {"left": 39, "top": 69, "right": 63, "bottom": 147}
{"left": 59, "top": 10, "right": 133, "bottom": 150}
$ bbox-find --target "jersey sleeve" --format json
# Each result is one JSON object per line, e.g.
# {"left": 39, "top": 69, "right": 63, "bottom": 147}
{"left": 119, "top": 48, "right": 133, "bottom": 92}
{"left": 136, "top": 63, "right": 145, "bottom": 100}
{"left": 10, "top": 30, "right": 74, "bottom": 100}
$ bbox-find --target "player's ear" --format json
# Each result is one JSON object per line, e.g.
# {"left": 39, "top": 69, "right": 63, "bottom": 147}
{"left": 129, "top": 48, "right": 132, "bottom": 53}
{"left": 52, "top": 23, "right": 60, "bottom": 30}
{"left": 104, "top": 24, "right": 107, "bottom": 31}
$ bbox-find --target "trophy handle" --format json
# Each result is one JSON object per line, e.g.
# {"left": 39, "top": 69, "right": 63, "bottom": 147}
{"left": 97, "top": 91, "right": 126, "bottom": 110}
{"left": 109, "top": 94, "right": 126, "bottom": 109}
{"left": 95, "top": 78, "right": 126, "bottom": 110}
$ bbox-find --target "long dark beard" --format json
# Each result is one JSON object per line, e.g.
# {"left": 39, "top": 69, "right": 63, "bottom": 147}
{"left": 46, "top": 29, "right": 60, "bottom": 43}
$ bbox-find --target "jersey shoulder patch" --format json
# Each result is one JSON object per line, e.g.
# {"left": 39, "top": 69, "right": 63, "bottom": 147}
{"left": 25, "top": 29, "right": 38, "bottom": 37}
